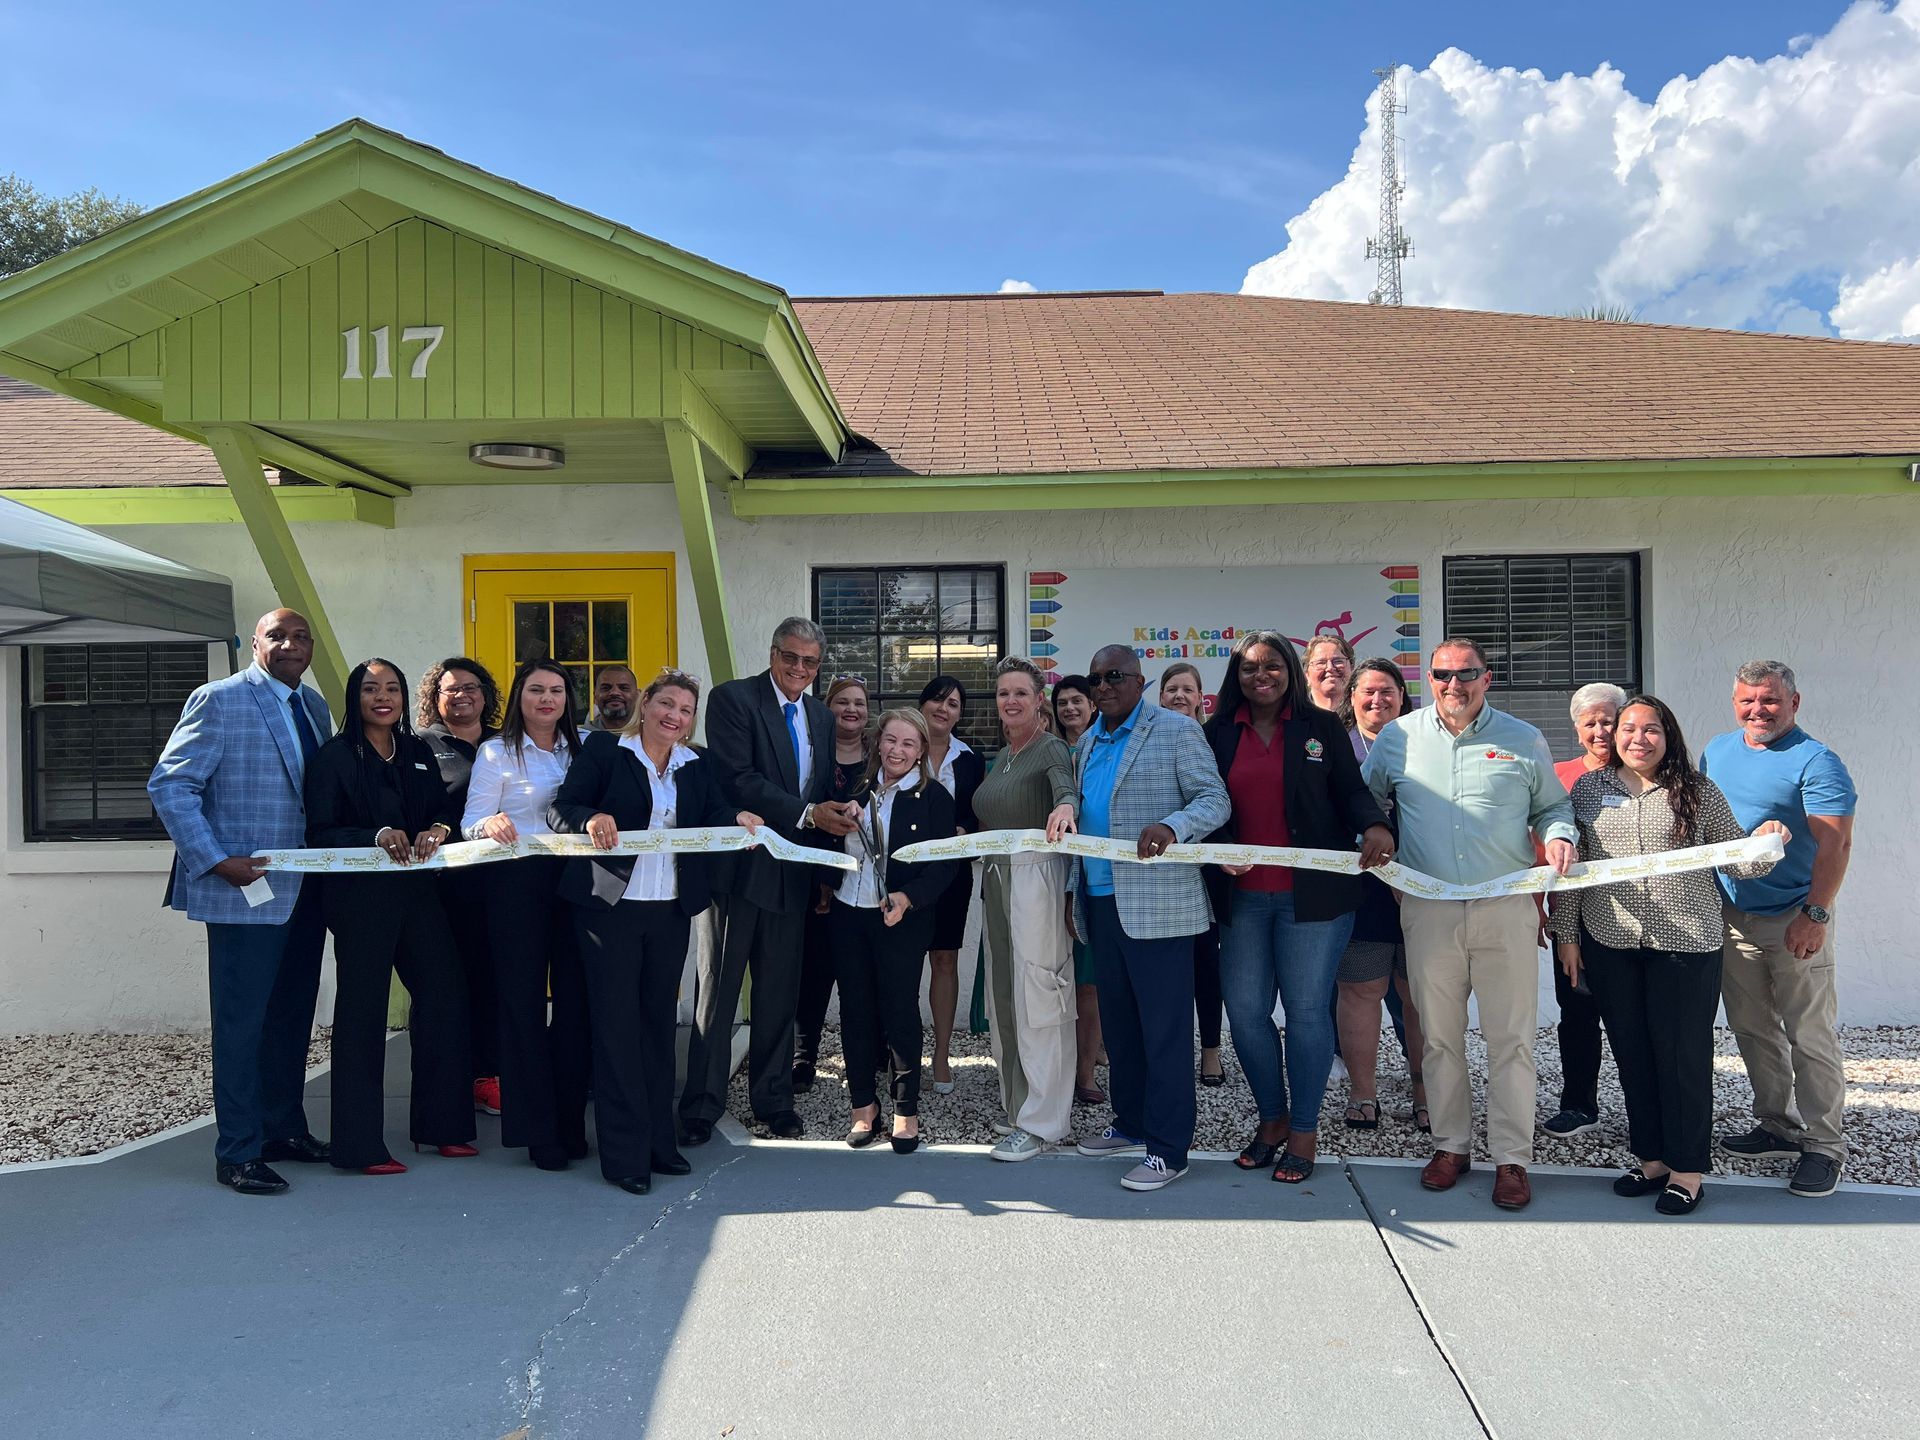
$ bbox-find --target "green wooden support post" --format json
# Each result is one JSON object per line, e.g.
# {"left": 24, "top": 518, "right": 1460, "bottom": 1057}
{"left": 203, "top": 425, "right": 352, "bottom": 719}
{"left": 665, "top": 418, "right": 738, "bottom": 684}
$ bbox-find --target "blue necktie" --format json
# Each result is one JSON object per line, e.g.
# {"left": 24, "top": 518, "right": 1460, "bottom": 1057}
{"left": 288, "top": 693, "right": 321, "bottom": 765}
{"left": 783, "top": 700, "right": 805, "bottom": 784}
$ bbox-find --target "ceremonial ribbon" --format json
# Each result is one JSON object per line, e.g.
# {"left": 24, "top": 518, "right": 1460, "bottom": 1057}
{"left": 890, "top": 829, "right": 1784, "bottom": 904}
{"left": 252, "top": 825, "right": 858, "bottom": 875}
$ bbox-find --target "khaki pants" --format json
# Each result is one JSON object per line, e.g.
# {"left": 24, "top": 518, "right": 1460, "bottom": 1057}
{"left": 1721, "top": 906, "right": 1847, "bottom": 1162}
{"left": 1400, "top": 893, "right": 1540, "bottom": 1168}
{"left": 982, "top": 854, "right": 1076, "bottom": 1144}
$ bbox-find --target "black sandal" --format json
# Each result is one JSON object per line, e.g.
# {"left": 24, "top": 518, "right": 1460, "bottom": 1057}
{"left": 1235, "top": 1137, "right": 1282, "bottom": 1170}
{"left": 1272, "top": 1151, "right": 1316, "bottom": 1184}
{"left": 1344, "top": 1100, "right": 1380, "bottom": 1131}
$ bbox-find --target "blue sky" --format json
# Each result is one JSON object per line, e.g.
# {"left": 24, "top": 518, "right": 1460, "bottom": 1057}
{"left": 0, "top": 1, "right": 1860, "bottom": 298}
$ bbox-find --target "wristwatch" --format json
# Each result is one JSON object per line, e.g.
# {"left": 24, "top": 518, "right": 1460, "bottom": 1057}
{"left": 1800, "top": 902, "right": 1832, "bottom": 925}
{"left": 799, "top": 804, "right": 816, "bottom": 830}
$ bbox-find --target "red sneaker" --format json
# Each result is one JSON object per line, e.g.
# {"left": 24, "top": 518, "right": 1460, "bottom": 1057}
{"left": 473, "top": 1077, "right": 502, "bottom": 1115}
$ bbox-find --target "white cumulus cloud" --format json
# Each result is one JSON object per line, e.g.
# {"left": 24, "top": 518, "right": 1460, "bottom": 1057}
{"left": 1242, "top": 0, "right": 1920, "bottom": 339}
{"left": 996, "top": 278, "right": 1039, "bottom": 294}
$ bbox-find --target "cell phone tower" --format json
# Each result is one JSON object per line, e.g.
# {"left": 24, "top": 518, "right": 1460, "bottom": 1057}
{"left": 1365, "top": 62, "right": 1414, "bottom": 306}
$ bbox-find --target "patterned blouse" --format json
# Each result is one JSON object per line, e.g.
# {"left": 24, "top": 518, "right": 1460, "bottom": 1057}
{"left": 1550, "top": 765, "right": 1777, "bottom": 954}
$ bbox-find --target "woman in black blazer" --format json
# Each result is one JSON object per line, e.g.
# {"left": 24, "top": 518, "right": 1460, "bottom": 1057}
{"left": 833, "top": 709, "right": 958, "bottom": 1153}
{"left": 1200, "top": 631, "right": 1393, "bottom": 1186}
{"left": 548, "top": 669, "right": 761, "bottom": 1196}
{"left": 304, "top": 658, "right": 474, "bottom": 1175}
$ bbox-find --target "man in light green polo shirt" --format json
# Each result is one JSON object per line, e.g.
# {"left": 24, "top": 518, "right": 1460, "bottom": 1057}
{"left": 1363, "top": 637, "right": 1576, "bottom": 1212}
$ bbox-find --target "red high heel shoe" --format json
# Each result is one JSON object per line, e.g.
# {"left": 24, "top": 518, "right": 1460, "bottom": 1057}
{"left": 413, "top": 1143, "right": 479, "bottom": 1158}
{"left": 362, "top": 1159, "right": 408, "bottom": 1176}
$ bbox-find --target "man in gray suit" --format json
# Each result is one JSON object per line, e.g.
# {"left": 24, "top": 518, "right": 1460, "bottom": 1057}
{"left": 149, "top": 608, "right": 333, "bottom": 1195}
{"left": 1068, "top": 645, "right": 1230, "bottom": 1191}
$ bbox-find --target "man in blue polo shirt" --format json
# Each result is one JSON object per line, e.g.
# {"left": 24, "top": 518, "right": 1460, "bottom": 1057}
{"left": 1701, "top": 659, "right": 1857, "bottom": 1198}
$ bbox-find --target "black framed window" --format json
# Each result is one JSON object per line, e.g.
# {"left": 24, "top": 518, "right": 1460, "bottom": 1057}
{"left": 23, "top": 643, "right": 209, "bottom": 840}
{"left": 811, "top": 566, "right": 1007, "bottom": 755}
{"left": 1442, "top": 554, "right": 1642, "bottom": 760}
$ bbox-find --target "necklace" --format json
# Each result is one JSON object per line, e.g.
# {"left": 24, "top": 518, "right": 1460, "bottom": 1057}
{"left": 1002, "top": 723, "right": 1043, "bottom": 767}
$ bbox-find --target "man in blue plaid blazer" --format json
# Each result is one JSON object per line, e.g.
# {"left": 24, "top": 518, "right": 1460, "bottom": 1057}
{"left": 1068, "top": 644, "right": 1230, "bottom": 1191}
{"left": 149, "top": 609, "right": 334, "bottom": 1195}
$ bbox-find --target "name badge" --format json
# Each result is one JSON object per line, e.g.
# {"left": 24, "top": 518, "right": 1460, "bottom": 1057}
{"left": 1601, "top": 791, "right": 1630, "bottom": 808}
{"left": 414, "top": 763, "right": 430, "bottom": 771}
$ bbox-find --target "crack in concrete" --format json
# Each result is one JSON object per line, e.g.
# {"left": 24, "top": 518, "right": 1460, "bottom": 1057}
{"left": 1340, "top": 1159, "right": 1501, "bottom": 1440}
{"left": 514, "top": 1155, "right": 744, "bottom": 1425}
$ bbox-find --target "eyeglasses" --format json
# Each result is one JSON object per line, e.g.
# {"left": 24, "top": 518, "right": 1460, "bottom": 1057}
{"left": 1431, "top": 667, "right": 1487, "bottom": 685}
{"left": 654, "top": 666, "right": 702, "bottom": 686}
{"left": 1090, "top": 669, "right": 1141, "bottom": 688}
{"left": 1305, "top": 659, "right": 1352, "bottom": 673}
{"left": 774, "top": 648, "right": 822, "bottom": 671}
{"left": 828, "top": 672, "right": 869, "bottom": 686}
{"left": 437, "top": 683, "right": 483, "bottom": 697}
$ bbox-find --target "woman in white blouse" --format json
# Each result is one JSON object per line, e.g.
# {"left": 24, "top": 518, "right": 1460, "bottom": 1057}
{"left": 551, "top": 669, "right": 760, "bottom": 1195}
{"left": 462, "top": 659, "right": 585, "bottom": 1172}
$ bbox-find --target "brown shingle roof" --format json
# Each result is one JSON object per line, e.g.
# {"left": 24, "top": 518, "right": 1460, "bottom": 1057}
{"left": 780, "top": 292, "right": 1920, "bottom": 478}
{"left": 0, "top": 375, "right": 229, "bottom": 488}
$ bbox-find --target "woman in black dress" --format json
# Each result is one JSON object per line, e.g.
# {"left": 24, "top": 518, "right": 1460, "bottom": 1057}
{"left": 793, "top": 674, "right": 872, "bottom": 1092}
{"left": 304, "top": 657, "right": 474, "bottom": 1174}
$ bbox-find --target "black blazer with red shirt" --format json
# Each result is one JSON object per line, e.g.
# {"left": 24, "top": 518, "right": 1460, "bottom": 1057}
{"left": 1201, "top": 702, "right": 1388, "bottom": 925}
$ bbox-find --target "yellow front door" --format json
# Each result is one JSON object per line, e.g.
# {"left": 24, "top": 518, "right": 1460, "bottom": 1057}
{"left": 465, "top": 552, "right": 677, "bottom": 719}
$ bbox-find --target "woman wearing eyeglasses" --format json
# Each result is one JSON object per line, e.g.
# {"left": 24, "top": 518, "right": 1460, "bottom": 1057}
{"left": 550, "top": 668, "right": 764, "bottom": 1195}
{"left": 417, "top": 657, "right": 505, "bottom": 1117}
{"left": 833, "top": 709, "right": 959, "bottom": 1153}
{"left": 1204, "top": 631, "right": 1393, "bottom": 1185}
{"left": 919, "top": 675, "right": 986, "bottom": 1095}
{"left": 794, "top": 674, "right": 875, "bottom": 1093}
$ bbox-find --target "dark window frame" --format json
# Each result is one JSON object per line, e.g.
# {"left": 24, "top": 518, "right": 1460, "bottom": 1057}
{"left": 1441, "top": 552, "right": 1644, "bottom": 761}
{"left": 809, "top": 564, "right": 1010, "bottom": 757}
{"left": 21, "top": 641, "right": 210, "bottom": 842}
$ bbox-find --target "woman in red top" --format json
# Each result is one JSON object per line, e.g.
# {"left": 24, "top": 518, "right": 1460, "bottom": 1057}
{"left": 1202, "top": 631, "right": 1393, "bottom": 1185}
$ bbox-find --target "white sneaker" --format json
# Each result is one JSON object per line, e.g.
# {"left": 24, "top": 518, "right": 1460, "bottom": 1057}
{"left": 990, "top": 1129, "right": 1052, "bottom": 1162}
{"left": 1120, "top": 1154, "right": 1188, "bottom": 1191}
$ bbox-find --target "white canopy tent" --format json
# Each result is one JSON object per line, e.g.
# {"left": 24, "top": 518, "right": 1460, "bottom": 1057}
{"left": 0, "top": 495, "right": 232, "bottom": 645}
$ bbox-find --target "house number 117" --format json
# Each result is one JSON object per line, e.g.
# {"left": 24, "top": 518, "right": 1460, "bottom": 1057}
{"left": 341, "top": 324, "right": 445, "bottom": 380}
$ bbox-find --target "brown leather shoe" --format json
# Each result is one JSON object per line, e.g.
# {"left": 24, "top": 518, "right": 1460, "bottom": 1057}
{"left": 1492, "top": 1164, "right": 1532, "bottom": 1210}
{"left": 1420, "top": 1150, "right": 1471, "bottom": 1191}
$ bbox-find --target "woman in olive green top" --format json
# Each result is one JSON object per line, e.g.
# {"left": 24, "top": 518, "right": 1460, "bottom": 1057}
{"left": 975, "top": 657, "right": 1080, "bottom": 1161}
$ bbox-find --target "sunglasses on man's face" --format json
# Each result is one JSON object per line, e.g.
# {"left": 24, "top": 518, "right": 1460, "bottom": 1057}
{"left": 1430, "top": 666, "right": 1487, "bottom": 685}
{"left": 1090, "top": 668, "right": 1141, "bottom": 688}
{"left": 774, "top": 647, "right": 822, "bottom": 670}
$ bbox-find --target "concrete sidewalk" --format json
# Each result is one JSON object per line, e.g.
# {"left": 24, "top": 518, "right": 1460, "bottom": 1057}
{"left": 3, "top": 1050, "right": 1916, "bottom": 1439}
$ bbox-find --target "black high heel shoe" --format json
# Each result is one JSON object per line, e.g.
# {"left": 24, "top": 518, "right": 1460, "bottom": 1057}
{"left": 845, "top": 1109, "right": 883, "bottom": 1149}
{"left": 890, "top": 1121, "right": 922, "bottom": 1155}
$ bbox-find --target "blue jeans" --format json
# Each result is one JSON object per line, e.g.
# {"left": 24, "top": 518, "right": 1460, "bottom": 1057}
{"left": 1219, "top": 891, "right": 1354, "bottom": 1133}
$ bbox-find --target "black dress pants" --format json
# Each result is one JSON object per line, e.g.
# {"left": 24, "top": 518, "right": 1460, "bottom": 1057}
{"left": 326, "top": 876, "right": 473, "bottom": 1169}
{"left": 1582, "top": 928, "right": 1722, "bottom": 1174}
{"left": 681, "top": 893, "right": 804, "bottom": 1125}
{"left": 1194, "top": 920, "right": 1223, "bottom": 1050}
{"left": 441, "top": 868, "right": 498, "bottom": 1077}
{"left": 830, "top": 899, "right": 934, "bottom": 1115}
{"left": 487, "top": 857, "right": 590, "bottom": 1153}
{"left": 794, "top": 903, "right": 835, "bottom": 1069}
{"left": 1554, "top": 956, "right": 1605, "bottom": 1114}
{"left": 574, "top": 899, "right": 691, "bottom": 1183}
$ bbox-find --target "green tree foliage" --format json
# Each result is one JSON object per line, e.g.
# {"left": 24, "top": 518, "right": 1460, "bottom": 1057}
{"left": 1561, "top": 303, "right": 1640, "bottom": 323}
{"left": 0, "top": 175, "right": 144, "bottom": 277}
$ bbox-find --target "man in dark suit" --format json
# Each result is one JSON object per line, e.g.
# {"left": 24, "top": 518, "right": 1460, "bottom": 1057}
{"left": 148, "top": 609, "right": 334, "bottom": 1195}
{"left": 679, "top": 618, "right": 857, "bottom": 1142}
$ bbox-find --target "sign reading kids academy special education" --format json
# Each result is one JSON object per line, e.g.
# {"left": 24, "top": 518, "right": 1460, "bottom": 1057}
{"left": 1028, "top": 563, "right": 1422, "bottom": 713}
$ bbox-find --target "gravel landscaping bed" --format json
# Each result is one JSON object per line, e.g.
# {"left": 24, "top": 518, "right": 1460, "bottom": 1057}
{"left": 0, "top": 1030, "right": 332, "bottom": 1166}
{"left": 732, "top": 1024, "right": 1920, "bottom": 1188}
{"left": 6, "top": 1024, "right": 1914, "bottom": 1187}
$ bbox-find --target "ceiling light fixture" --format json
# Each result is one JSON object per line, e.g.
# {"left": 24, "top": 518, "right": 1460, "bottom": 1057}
{"left": 469, "top": 443, "right": 565, "bottom": 471}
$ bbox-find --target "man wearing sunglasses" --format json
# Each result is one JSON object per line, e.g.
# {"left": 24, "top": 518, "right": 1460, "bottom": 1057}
{"left": 681, "top": 617, "right": 859, "bottom": 1144}
{"left": 1067, "top": 645, "right": 1230, "bottom": 1192}
{"left": 1363, "top": 637, "right": 1576, "bottom": 1212}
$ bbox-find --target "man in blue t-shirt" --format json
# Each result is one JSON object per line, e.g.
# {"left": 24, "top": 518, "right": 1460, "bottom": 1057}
{"left": 1700, "top": 659, "right": 1857, "bottom": 1198}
